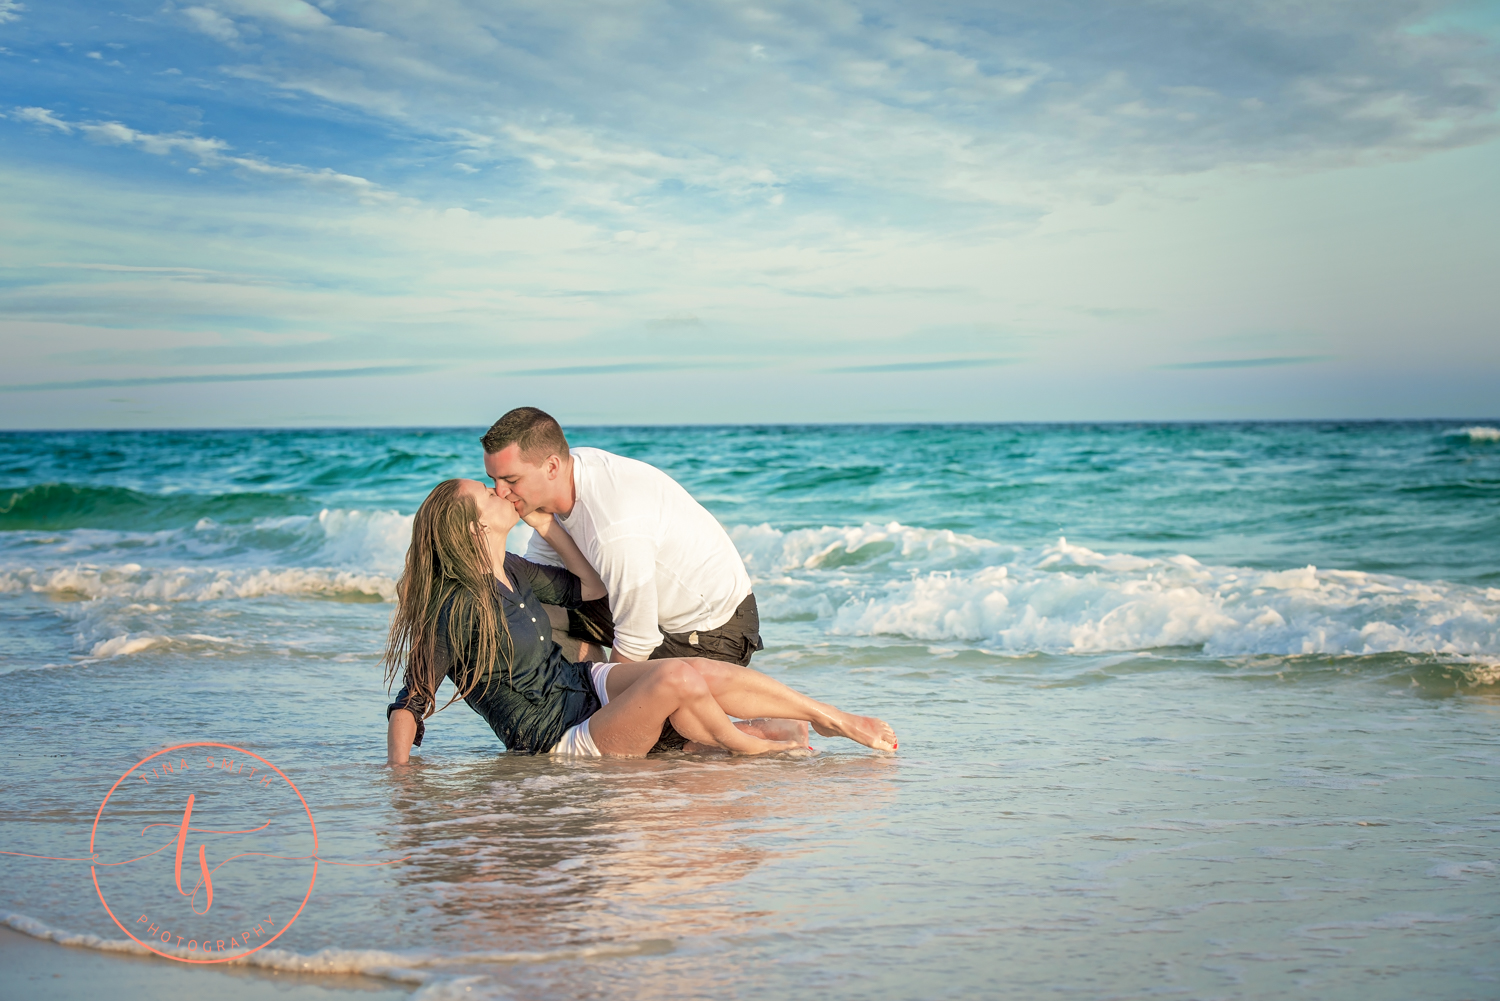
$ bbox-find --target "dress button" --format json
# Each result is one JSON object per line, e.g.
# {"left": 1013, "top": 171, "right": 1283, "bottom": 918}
{"left": 519, "top": 603, "right": 524, "bottom": 608}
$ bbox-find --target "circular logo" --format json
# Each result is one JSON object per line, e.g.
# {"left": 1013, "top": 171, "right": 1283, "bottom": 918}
{"left": 90, "top": 742, "right": 319, "bottom": 964}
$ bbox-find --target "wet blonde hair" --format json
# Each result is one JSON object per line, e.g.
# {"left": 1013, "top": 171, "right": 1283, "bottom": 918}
{"left": 383, "top": 479, "right": 515, "bottom": 721}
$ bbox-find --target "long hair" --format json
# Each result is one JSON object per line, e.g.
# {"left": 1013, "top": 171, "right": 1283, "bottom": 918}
{"left": 383, "top": 479, "right": 514, "bottom": 722}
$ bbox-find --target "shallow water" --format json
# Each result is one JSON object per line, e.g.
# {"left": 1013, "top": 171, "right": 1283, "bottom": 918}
{"left": 1, "top": 422, "right": 1497, "bottom": 999}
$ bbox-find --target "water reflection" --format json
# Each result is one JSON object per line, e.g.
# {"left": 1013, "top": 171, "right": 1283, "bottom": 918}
{"left": 378, "top": 753, "right": 899, "bottom": 957}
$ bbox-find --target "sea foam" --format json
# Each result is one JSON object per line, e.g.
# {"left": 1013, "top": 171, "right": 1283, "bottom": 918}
{"left": 3, "top": 565, "right": 397, "bottom": 604}
{"left": 731, "top": 520, "right": 1011, "bottom": 573}
{"left": 734, "top": 526, "right": 1500, "bottom": 660}
{"left": 2, "top": 910, "right": 669, "bottom": 990}
{"left": 11, "top": 513, "right": 1499, "bottom": 664}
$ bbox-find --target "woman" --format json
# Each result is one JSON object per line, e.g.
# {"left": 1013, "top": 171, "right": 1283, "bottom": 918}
{"left": 384, "top": 479, "right": 897, "bottom": 762}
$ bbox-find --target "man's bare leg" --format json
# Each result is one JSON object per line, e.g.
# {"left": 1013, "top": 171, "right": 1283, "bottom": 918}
{"left": 589, "top": 660, "right": 805, "bottom": 757}
{"left": 738, "top": 717, "right": 810, "bottom": 743}
{"left": 544, "top": 605, "right": 601, "bottom": 662}
{"left": 683, "top": 718, "right": 810, "bottom": 755}
{"left": 605, "top": 659, "right": 896, "bottom": 751}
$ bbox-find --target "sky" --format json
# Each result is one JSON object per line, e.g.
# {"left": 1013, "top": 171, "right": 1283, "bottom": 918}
{"left": 1, "top": 0, "right": 1498, "bottom": 427}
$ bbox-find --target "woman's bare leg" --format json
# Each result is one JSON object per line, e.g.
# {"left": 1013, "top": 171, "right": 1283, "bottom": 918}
{"left": 589, "top": 660, "right": 805, "bottom": 757}
{"left": 605, "top": 659, "right": 897, "bottom": 751}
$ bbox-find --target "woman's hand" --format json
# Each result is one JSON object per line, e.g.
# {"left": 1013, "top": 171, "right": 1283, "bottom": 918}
{"left": 522, "top": 509, "right": 555, "bottom": 535}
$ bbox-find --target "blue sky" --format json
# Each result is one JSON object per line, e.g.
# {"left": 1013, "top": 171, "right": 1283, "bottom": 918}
{"left": 1, "top": 0, "right": 1497, "bottom": 426}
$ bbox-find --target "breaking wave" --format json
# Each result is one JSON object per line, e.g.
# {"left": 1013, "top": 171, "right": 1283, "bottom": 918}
{"left": 9, "top": 513, "right": 1499, "bottom": 666}
{"left": 0, "top": 506, "right": 412, "bottom": 571}
{"left": 0, "top": 507, "right": 411, "bottom": 665}
{"left": 2, "top": 565, "right": 397, "bottom": 605}
{"left": 731, "top": 520, "right": 1012, "bottom": 573}
{"left": 734, "top": 525, "right": 1500, "bottom": 660}
{"left": 1448, "top": 426, "right": 1500, "bottom": 442}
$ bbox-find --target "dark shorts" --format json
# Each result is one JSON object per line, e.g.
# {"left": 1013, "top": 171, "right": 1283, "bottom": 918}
{"left": 648, "top": 592, "right": 764, "bottom": 667}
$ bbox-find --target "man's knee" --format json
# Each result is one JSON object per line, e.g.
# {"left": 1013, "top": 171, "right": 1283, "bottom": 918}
{"left": 653, "top": 659, "right": 709, "bottom": 699}
{"left": 686, "top": 656, "right": 733, "bottom": 685}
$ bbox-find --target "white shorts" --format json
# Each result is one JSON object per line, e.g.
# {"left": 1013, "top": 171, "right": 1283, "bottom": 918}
{"left": 548, "top": 662, "right": 618, "bottom": 757}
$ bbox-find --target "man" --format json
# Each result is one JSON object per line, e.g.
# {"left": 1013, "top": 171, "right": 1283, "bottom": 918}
{"left": 481, "top": 407, "right": 764, "bottom": 672}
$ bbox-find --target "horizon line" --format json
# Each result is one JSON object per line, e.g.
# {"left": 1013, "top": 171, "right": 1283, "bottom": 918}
{"left": 2, "top": 417, "right": 1497, "bottom": 434}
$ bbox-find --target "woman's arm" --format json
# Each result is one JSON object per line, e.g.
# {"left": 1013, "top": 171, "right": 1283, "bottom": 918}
{"left": 387, "top": 708, "right": 417, "bottom": 765}
{"left": 522, "top": 511, "right": 605, "bottom": 601}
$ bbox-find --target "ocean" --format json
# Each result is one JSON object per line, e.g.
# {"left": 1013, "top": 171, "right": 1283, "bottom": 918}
{"left": 1, "top": 421, "right": 1497, "bottom": 1000}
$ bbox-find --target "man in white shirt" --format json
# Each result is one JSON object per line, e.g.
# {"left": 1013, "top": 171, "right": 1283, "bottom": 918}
{"left": 480, "top": 407, "right": 901, "bottom": 755}
{"left": 481, "top": 407, "right": 764, "bottom": 668}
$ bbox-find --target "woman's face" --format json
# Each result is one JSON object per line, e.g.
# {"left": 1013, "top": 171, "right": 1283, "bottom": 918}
{"left": 456, "top": 478, "right": 521, "bottom": 538}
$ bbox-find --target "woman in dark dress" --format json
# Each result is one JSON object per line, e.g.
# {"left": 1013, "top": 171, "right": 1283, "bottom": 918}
{"left": 383, "top": 479, "right": 897, "bottom": 762}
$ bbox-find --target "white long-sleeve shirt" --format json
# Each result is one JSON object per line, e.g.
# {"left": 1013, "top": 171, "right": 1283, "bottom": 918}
{"left": 525, "top": 447, "right": 752, "bottom": 661}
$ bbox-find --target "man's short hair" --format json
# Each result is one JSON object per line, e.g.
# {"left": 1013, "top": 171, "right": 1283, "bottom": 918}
{"left": 481, "top": 407, "right": 570, "bottom": 461}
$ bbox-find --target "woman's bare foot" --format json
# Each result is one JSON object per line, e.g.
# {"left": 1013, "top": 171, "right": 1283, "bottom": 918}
{"left": 812, "top": 711, "right": 897, "bottom": 751}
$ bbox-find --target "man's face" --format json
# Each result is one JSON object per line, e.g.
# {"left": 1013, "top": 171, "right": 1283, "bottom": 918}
{"left": 483, "top": 444, "right": 557, "bottom": 515}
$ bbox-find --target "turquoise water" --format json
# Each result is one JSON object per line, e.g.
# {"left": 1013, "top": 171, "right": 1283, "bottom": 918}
{"left": 1, "top": 422, "right": 1497, "bottom": 999}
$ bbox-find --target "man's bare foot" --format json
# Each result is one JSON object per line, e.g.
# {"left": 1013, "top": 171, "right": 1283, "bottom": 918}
{"left": 730, "top": 738, "right": 808, "bottom": 756}
{"left": 681, "top": 738, "right": 808, "bottom": 756}
{"left": 811, "top": 711, "right": 897, "bottom": 751}
{"left": 684, "top": 719, "right": 813, "bottom": 755}
{"left": 736, "top": 718, "right": 810, "bottom": 744}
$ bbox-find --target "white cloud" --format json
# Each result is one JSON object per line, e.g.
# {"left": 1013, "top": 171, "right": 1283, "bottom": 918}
{"left": 0, "top": 0, "right": 24, "bottom": 24}
{"left": 15, "top": 107, "right": 71, "bottom": 131}
{"left": 13, "top": 108, "right": 391, "bottom": 200}
{"left": 1, "top": 0, "right": 1499, "bottom": 426}
{"left": 221, "top": 0, "right": 332, "bottom": 30}
{"left": 182, "top": 6, "right": 241, "bottom": 43}
{"left": 139, "top": 0, "right": 1498, "bottom": 238}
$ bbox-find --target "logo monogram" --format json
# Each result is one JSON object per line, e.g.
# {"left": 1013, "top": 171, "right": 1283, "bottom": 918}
{"left": 91, "top": 742, "right": 319, "bottom": 964}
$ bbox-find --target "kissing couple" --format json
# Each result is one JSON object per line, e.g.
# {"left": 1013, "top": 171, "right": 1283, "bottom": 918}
{"left": 384, "top": 407, "right": 897, "bottom": 762}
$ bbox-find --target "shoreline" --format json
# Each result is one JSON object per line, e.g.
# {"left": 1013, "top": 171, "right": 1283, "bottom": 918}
{"left": 0, "top": 926, "right": 411, "bottom": 1001}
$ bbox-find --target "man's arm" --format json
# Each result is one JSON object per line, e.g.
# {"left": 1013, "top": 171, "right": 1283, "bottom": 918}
{"left": 524, "top": 526, "right": 564, "bottom": 567}
{"left": 593, "top": 533, "right": 663, "bottom": 662}
{"left": 522, "top": 511, "right": 605, "bottom": 601}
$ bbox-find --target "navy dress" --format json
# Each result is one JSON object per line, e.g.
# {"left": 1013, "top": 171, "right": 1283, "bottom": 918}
{"left": 387, "top": 552, "right": 600, "bottom": 754}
